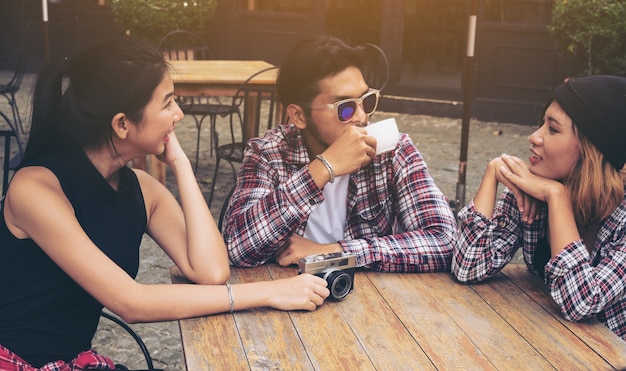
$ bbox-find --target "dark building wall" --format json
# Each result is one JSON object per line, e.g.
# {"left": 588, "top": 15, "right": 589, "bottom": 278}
{"left": 0, "top": 0, "right": 124, "bottom": 71}
{"left": 0, "top": 0, "right": 571, "bottom": 125}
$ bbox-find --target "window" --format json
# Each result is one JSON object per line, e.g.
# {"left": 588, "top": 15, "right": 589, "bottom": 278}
{"left": 484, "top": 0, "right": 552, "bottom": 25}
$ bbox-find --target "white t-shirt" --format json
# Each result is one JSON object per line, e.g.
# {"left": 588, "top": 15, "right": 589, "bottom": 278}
{"left": 303, "top": 175, "right": 349, "bottom": 243}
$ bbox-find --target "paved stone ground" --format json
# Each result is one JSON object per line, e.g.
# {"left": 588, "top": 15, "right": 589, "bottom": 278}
{"left": 1, "top": 76, "right": 535, "bottom": 370}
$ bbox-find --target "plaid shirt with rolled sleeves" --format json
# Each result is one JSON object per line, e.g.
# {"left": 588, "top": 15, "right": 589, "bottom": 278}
{"left": 0, "top": 344, "right": 115, "bottom": 371}
{"left": 223, "top": 124, "right": 457, "bottom": 272}
{"left": 453, "top": 187, "right": 626, "bottom": 341}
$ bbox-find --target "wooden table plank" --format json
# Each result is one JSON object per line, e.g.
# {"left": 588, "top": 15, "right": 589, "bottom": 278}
{"left": 501, "top": 264, "right": 626, "bottom": 369}
{"left": 170, "top": 268, "right": 248, "bottom": 370}
{"left": 366, "top": 272, "right": 502, "bottom": 370}
{"left": 471, "top": 271, "right": 613, "bottom": 369}
{"left": 426, "top": 272, "right": 557, "bottom": 370}
{"left": 169, "top": 60, "right": 276, "bottom": 86}
{"left": 274, "top": 269, "right": 438, "bottom": 370}
{"left": 230, "top": 266, "right": 314, "bottom": 370}
{"left": 268, "top": 265, "right": 376, "bottom": 370}
{"left": 335, "top": 273, "right": 436, "bottom": 371}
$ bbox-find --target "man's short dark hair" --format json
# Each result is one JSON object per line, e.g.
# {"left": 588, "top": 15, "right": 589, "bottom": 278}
{"left": 276, "top": 35, "right": 366, "bottom": 107}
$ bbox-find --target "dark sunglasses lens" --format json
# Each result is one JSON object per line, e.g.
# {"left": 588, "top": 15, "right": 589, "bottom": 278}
{"left": 363, "top": 92, "right": 378, "bottom": 114}
{"left": 337, "top": 102, "right": 356, "bottom": 122}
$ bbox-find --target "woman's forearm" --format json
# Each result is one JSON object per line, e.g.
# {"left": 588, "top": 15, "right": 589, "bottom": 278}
{"left": 170, "top": 157, "right": 230, "bottom": 283}
{"left": 473, "top": 163, "right": 499, "bottom": 219}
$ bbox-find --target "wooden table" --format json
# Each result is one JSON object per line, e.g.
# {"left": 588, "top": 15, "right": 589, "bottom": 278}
{"left": 134, "top": 60, "right": 277, "bottom": 184}
{"left": 171, "top": 264, "right": 626, "bottom": 370}
{"left": 169, "top": 60, "right": 276, "bottom": 98}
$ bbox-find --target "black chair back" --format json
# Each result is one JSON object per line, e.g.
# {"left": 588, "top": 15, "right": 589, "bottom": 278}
{"left": 157, "top": 30, "right": 214, "bottom": 61}
{"left": 361, "top": 42, "right": 389, "bottom": 92}
{"left": 232, "top": 66, "right": 284, "bottom": 145}
{"left": 1, "top": 111, "right": 24, "bottom": 195}
{"left": 208, "top": 66, "right": 282, "bottom": 207}
{"left": 0, "top": 20, "right": 32, "bottom": 136}
{"left": 99, "top": 310, "right": 163, "bottom": 371}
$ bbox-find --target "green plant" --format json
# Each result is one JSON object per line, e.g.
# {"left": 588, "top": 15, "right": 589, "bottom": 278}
{"left": 548, "top": 0, "right": 626, "bottom": 76}
{"left": 111, "top": 0, "right": 218, "bottom": 43}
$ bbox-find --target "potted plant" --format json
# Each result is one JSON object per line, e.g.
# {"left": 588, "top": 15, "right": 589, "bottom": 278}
{"left": 111, "top": 0, "right": 218, "bottom": 45}
{"left": 548, "top": 0, "right": 626, "bottom": 76}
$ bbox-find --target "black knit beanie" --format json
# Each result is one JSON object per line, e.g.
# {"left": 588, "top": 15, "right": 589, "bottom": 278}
{"left": 552, "top": 75, "right": 626, "bottom": 170}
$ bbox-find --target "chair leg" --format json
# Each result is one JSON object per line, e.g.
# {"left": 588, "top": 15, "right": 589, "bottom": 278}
{"left": 2, "top": 133, "right": 11, "bottom": 195}
{"left": 227, "top": 160, "right": 237, "bottom": 184}
{"left": 10, "top": 93, "right": 23, "bottom": 136}
{"left": 209, "top": 114, "right": 218, "bottom": 158}
{"left": 99, "top": 311, "right": 160, "bottom": 370}
{"left": 208, "top": 156, "right": 221, "bottom": 208}
{"left": 192, "top": 115, "right": 202, "bottom": 174}
{"left": 193, "top": 114, "right": 216, "bottom": 173}
{"left": 0, "top": 93, "right": 22, "bottom": 136}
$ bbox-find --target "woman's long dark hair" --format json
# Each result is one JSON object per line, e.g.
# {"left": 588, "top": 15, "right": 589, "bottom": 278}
{"left": 21, "top": 38, "right": 169, "bottom": 164}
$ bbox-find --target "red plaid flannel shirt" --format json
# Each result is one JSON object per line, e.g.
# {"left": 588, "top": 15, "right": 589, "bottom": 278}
{"left": 223, "top": 124, "right": 457, "bottom": 272}
{"left": 0, "top": 343, "right": 115, "bottom": 370}
{"left": 453, "top": 187, "right": 626, "bottom": 341}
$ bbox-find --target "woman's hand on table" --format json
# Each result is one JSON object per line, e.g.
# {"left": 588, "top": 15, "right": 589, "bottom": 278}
{"left": 268, "top": 274, "right": 330, "bottom": 311}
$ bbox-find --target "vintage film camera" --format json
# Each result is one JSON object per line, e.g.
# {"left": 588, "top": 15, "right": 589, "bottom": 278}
{"left": 297, "top": 252, "right": 356, "bottom": 300}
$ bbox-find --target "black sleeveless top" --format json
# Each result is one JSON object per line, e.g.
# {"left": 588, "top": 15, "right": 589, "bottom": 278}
{"left": 0, "top": 148, "right": 147, "bottom": 367}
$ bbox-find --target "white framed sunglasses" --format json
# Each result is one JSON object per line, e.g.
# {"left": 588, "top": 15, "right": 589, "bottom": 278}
{"left": 302, "top": 89, "right": 380, "bottom": 123}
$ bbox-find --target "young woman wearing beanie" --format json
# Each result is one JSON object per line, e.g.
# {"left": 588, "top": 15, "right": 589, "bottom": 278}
{"left": 452, "top": 75, "right": 626, "bottom": 340}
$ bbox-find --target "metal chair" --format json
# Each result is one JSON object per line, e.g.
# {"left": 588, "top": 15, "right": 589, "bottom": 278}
{"left": 0, "top": 23, "right": 28, "bottom": 137}
{"left": 1, "top": 111, "right": 24, "bottom": 196}
{"left": 217, "top": 184, "right": 235, "bottom": 232}
{"left": 208, "top": 66, "right": 283, "bottom": 207}
{"left": 361, "top": 43, "right": 390, "bottom": 92}
{"left": 157, "top": 30, "right": 237, "bottom": 172}
{"left": 99, "top": 310, "right": 163, "bottom": 371}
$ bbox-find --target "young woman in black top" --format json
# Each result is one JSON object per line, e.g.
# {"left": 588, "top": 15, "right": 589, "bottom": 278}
{"left": 0, "top": 38, "right": 329, "bottom": 369}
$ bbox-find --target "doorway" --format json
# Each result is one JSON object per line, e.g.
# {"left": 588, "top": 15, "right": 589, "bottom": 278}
{"left": 323, "top": 0, "right": 384, "bottom": 46}
{"left": 400, "top": 0, "right": 466, "bottom": 95}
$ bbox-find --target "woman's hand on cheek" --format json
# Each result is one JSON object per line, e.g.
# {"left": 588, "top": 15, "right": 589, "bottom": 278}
{"left": 493, "top": 155, "right": 543, "bottom": 222}
{"left": 500, "top": 154, "right": 555, "bottom": 204}
{"left": 157, "top": 132, "right": 187, "bottom": 166}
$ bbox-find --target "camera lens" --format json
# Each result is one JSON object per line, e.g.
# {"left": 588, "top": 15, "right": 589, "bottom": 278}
{"left": 325, "top": 270, "right": 353, "bottom": 300}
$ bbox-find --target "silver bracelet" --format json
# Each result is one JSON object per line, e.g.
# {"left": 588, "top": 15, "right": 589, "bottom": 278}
{"left": 315, "top": 154, "right": 335, "bottom": 183}
{"left": 226, "top": 283, "right": 234, "bottom": 313}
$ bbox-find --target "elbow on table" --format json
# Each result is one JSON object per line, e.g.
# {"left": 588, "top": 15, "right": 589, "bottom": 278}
{"left": 190, "top": 266, "right": 231, "bottom": 285}
{"left": 227, "top": 247, "right": 269, "bottom": 268}
{"left": 452, "top": 271, "right": 476, "bottom": 284}
{"left": 450, "top": 263, "right": 482, "bottom": 284}
{"left": 558, "top": 302, "right": 597, "bottom": 323}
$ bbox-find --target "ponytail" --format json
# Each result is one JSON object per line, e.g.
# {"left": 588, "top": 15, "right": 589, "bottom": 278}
{"left": 20, "top": 38, "right": 168, "bottom": 166}
{"left": 21, "top": 59, "right": 76, "bottom": 164}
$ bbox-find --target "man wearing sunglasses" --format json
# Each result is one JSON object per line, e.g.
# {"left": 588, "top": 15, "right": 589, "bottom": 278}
{"left": 223, "top": 35, "right": 457, "bottom": 272}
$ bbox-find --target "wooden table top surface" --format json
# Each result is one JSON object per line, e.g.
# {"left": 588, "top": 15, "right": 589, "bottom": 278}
{"left": 171, "top": 264, "right": 626, "bottom": 370}
{"left": 168, "top": 60, "right": 276, "bottom": 85}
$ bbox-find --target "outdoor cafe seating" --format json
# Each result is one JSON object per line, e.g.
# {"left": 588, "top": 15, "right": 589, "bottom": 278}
{"left": 208, "top": 65, "right": 283, "bottom": 207}
{"left": 157, "top": 30, "right": 237, "bottom": 173}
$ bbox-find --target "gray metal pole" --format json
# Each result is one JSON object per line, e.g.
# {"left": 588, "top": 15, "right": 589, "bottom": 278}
{"left": 42, "top": 0, "right": 50, "bottom": 62}
{"left": 454, "top": 0, "right": 479, "bottom": 216}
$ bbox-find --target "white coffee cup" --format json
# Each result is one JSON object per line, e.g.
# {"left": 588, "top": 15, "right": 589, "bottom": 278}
{"left": 365, "top": 118, "right": 400, "bottom": 155}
